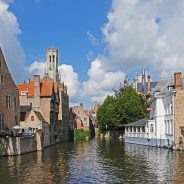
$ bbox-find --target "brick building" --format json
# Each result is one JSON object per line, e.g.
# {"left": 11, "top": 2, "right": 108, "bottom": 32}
{"left": 58, "top": 82, "right": 69, "bottom": 141}
{"left": 125, "top": 72, "right": 184, "bottom": 150}
{"left": 17, "top": 75, "right": 59, "bottom": 144}
{"left": 17, "top": 48, "right": 69, "bottom": 143}
{"left": 173, "top": 72, "right": 184, "bottom": 150}
{"left": 0, "top": 47, "right": 20, "bottom": 134}
{"left": 20, "top": 109, "right": 50, "bottom": 147}
{"left": 72, "top": 103, "right": 92, "bottom": 130}
{"left": 46, "top": 48, "right": 69, "bottom": 141}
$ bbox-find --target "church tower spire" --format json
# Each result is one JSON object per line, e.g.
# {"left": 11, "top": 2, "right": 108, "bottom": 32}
{"left": 46, "top": 48, "right": 59, "bottom": 82}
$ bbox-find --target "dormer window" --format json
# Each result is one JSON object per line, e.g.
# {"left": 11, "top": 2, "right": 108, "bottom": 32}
{"left": 21, "top": 91, "right": 27, "bottom": 96}
{"left": 168, "top": 85, "right": 175, "bottom": 92}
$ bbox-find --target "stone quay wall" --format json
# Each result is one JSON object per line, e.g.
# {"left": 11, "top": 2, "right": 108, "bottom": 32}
{"left": 0, "top": 132, "right": 43, "bottom": 156}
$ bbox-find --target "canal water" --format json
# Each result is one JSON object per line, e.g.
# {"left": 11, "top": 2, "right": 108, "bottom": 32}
{"left": 0, "top": 138, "right": 184, "bottom": 184}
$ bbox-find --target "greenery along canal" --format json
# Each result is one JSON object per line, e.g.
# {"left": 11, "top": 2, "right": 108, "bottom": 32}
{"left": 0, "top": 138, "right": 183, "bottom": 183}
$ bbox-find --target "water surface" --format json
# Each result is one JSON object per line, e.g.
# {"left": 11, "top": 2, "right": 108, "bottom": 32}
{"left": 0, "top": 138, "right": 183, "bottom": 183}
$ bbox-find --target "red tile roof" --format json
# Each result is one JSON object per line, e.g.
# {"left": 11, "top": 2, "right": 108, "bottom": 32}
{"left": 17, "top": 78, "right": 58, "bottom": 97}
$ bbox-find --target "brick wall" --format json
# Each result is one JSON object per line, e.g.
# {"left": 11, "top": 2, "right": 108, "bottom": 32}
{"left": 0, "top": 48, "right": 20, "bottom": 130}
{"left": 174, "top": 90, "right": 184, "bottom": 150}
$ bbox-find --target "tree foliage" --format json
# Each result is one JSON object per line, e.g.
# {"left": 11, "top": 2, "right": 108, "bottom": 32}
{"left": 97, "top": 85, "right": 147, "bottom": 132}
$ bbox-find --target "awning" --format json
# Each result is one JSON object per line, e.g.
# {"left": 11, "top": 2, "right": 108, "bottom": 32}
{"left": 12, "top": 125, "right": 23, "bottom": 129}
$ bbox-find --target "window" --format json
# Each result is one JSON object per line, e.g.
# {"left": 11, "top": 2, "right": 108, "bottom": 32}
{"left": 150, "top": 124, "right": 154, "bottom": 133}
{"left": 31, "top": 116, "right": 34, "bottom": 121}
{"left": 137, "top": 127, "right": 140, "bottom": 132}
{"left": 0, "top": 75, "right": 3, "bottom": 84}
{"left": 49, "top": 55, "right": 51, "bottom": 62}
{"left": 21, "top": 91, "right": 27, "bottom": 96}
{"left": 165, "top": 120, "right": 167, "bottom": 134}
{"left": 14, "top": 97, "right": 16, "bottom": 109}
{"left": 142, "top": 127, "right": 145, "bottom": 132}
{"left": 53, "top": 55, "right": 55, "bottom": 62}
{"left": 15, "top": 116, "right": 18, "bottom": 125}
{"left": 170, "top": 103, "right": 173, "bottom": 114}
{"left": 167, "top": 120, "right": 170, "bottom": 134}
{"left": 0, "top": 114, "right": 4, "bottom": 130}
{"left": 6, "top": 96, "right": 11, "bottom": 109}
{"left": 0, "top": 61, "right": 1, "bottom": 68}
{"left": 170, "top": 120, "right": 173, "bottom": 134}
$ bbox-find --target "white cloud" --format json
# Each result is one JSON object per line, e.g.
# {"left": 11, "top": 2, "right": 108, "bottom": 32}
{"left": 81, "top": 0, "right": 184, "bottom": 104}
{"left": 59, "top": 64, "right": 81, "bottom": 102}
{"left": 25, "top": 61, "right": 82, "bottom": 105}
{"left": 87, "top": 32, "right": 99, "bottom": 46}
{"left": 101, "top": 0, "right": 184, "bottom": 77}
{"left": 25, "top": 61, "right": 46, "bottom": 78}
{"left": 0, "top": 0, "right": 26, "bottom": 83}
{"left": 82, "top": 58, "right": 125, "bottom": 103}
{"left": 6, "top": 0, "right": 184, "bottom": 107}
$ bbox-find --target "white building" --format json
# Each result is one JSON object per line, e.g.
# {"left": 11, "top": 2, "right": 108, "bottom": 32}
{"left": 125, "top": 75, "right": 178, "bottom": 148}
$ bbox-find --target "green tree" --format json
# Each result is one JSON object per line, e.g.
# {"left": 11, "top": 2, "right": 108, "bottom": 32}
{"left": 97, "top": 95, "right": 116, "bottom": 132}
{"left": 97, "top": 85, "right": 147, "bottom": 133}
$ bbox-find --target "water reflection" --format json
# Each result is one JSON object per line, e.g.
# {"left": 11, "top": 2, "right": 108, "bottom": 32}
{"left": 0, "top": 138, "right": 183, "bottom": 183}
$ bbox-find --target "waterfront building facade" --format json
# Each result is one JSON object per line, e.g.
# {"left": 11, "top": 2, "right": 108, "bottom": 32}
{"left": 17, "top": 75, "right": 59, "bottom": 144}
{"left": 125, "top": 72, "right": 184, "bottom": 150}
{"left": 58, "top": 82, "right": 69, "bottom": 141}
{"left": 17, "top": 48, "right": 69, "bottom": 145}
{"left": 46, "top": 48, "right": 69, "bottom": 141}
{"left": 0, "top": 47, "right": 20, "bottom": 134}
{"left": 72, "top": 103, "right": 91, "bottom": 130}
{"left": 20, "top": 109, "right": 50, "bottom": 147}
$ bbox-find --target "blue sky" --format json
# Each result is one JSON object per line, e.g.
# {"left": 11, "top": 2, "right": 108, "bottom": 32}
{"left": 1, "top": 0, "right": 184, "bottom": 107}
{"left": 9, "top": 0, "right": 111, "bottom": 82}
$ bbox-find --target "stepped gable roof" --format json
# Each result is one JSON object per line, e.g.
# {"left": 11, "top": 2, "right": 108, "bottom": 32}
{"left": 17, "top": 78, "right": 58, "bottom": 97}
{"left": 124, "top": 119, "right": 148, "bottom": 127}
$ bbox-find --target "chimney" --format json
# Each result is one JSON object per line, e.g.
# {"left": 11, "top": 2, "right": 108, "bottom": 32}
{"left": 147, "top": 75, "right": 151, "bottom": 92}
{"left": 33, "top": 75, "right": 40, "bottom": 97}
{"left": 174, "top": 72, "right": 182, "bottom": 90}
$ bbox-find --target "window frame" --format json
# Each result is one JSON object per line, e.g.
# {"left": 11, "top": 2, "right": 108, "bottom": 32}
{"left": 6, "top": 95, "right": 11, "bottom": 109}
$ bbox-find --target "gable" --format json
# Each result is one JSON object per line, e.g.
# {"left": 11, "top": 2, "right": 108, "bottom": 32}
{"left": 0, "top": 47, "right": 17, "bottom": 90}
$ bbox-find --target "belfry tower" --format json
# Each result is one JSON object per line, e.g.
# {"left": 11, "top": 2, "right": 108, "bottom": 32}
{"left": 46, "top": 48, "right": 59, "bottom": 82}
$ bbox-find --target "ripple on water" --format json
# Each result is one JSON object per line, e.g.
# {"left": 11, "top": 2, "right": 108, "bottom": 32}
{"left": 0, "top": 139, "right": 181, "bottom": 183}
